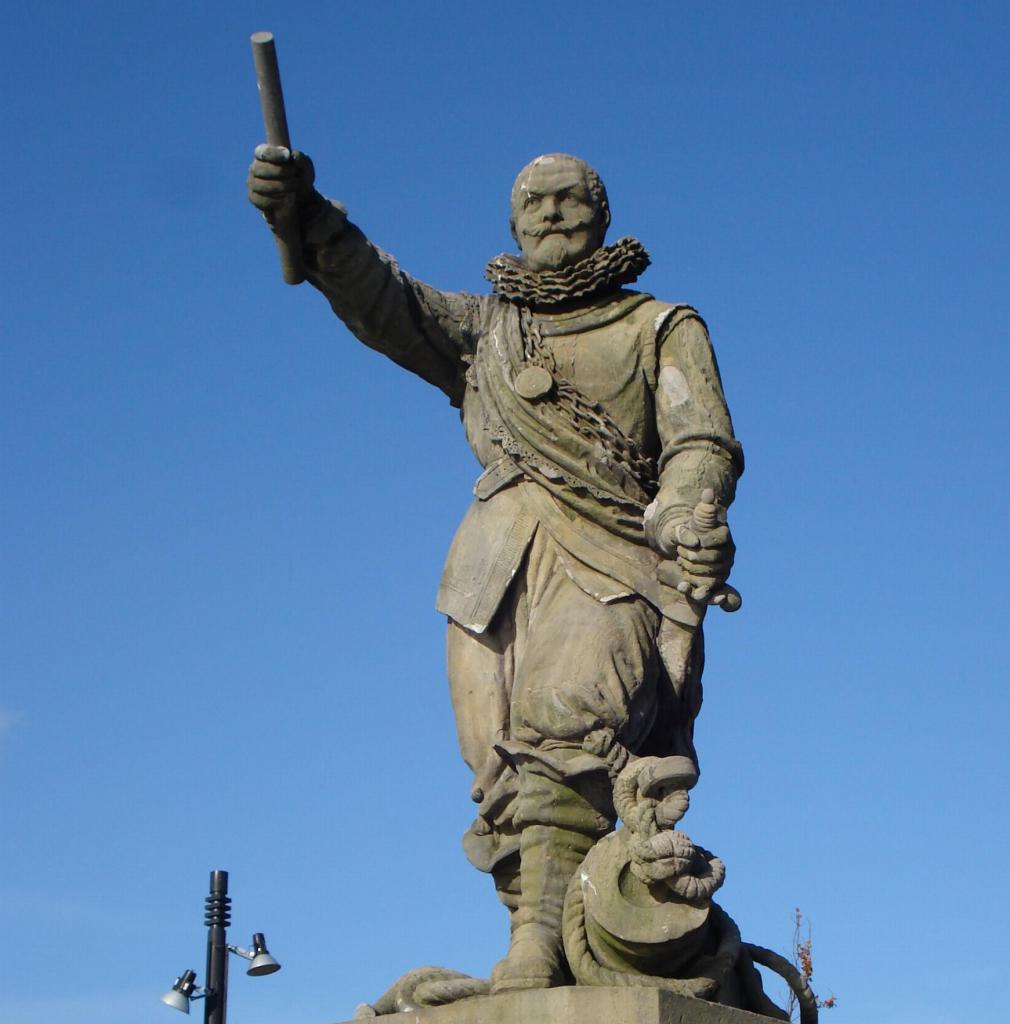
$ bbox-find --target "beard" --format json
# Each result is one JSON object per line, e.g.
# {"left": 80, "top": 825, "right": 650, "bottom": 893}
{"left": 530, "top": 233, "right": 574, "bottom": 269}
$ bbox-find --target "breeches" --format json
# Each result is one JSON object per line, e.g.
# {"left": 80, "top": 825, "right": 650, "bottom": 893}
{"left": 447, "top": 527, "right": 661, "bottom": 866}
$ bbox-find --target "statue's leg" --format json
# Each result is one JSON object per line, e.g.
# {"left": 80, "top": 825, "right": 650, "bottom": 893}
{"left": 509, "top": 548, "right": 661, "bottom": 754}
{"left": 446, "top": 616, "right": 512, "bottom": 780}
{"left": 490, "top": 822, "right": 597, "bottom": 991}
{"left": 446, "top": 614, "right": 520, "bottom": 907}
{"left": 491, "top": 538, "right": 662, "bottom": 992}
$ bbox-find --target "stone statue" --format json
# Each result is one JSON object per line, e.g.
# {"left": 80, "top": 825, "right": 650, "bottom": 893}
{"left": 247, "top": 149, "right": 814, "bottom": 1021}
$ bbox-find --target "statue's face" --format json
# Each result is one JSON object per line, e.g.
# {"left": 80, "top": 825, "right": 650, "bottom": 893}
{"left": 512, "top": 157, "right": 605, "bottom": 272}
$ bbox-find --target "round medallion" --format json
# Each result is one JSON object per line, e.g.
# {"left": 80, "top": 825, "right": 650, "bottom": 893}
{"left": 514, "top": 365, "right": 554, "bottom": 400}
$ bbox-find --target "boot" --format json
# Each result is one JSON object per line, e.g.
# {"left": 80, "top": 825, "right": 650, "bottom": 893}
{"left": 491, "top": 851, "right": 521, "bottom": 922}
{"left": 489, "top": 823, "right": 596, "bottom": 992}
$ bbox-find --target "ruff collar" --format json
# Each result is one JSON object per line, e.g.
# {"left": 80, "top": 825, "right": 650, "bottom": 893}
{"left": 485, "top": 236, "right": 650, "bottom": 307}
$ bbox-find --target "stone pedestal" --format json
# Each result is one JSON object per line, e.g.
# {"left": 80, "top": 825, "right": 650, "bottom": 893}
{"left": 340, "top": 986, "right": 782, "bottom": 1024}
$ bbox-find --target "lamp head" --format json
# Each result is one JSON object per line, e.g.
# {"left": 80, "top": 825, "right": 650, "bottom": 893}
{"left": 160, "top": 970, "right": 197, "bottom": 1014}
{"left": 246, "top": 933, "right": 281, "bottom": 977}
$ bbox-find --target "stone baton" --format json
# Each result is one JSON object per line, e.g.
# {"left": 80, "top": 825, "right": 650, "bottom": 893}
{"left": 251, "top": 31, "right": 304, "bottom": 285}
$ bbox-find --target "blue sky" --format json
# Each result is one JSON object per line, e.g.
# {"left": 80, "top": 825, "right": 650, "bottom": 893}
{"left": 2, "top": 3, "right": 1008, "bottom": 1023}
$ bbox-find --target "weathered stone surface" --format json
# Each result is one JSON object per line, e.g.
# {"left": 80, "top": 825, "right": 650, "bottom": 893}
{"left": 248, "top": 122, "right": 807, "bottom": 1016}
{"left": 339, "top": 986, "right": 782, "bottom": 1024}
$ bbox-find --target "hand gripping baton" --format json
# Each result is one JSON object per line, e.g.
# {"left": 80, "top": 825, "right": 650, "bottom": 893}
{"left": 251, "top": 32, "right": 305, "bottom": 285}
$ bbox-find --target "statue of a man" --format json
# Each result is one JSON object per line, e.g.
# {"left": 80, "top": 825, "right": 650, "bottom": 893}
{"left": 248, "top": 149, "right": 743, "bottom": 992}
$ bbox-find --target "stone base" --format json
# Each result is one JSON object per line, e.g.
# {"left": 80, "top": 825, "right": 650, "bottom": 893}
{"left": 340, "top": 986, "right": 781, "bottom": 1024}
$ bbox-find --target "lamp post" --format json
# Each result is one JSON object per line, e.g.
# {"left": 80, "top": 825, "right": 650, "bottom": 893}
{"left": 161, "top": 869, "right": 280, "bottom": 1022}
{"left": 204, "top": 870, "right": 230, "bottom": 1024}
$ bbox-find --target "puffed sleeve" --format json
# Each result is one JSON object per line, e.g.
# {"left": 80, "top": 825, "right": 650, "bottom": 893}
{"left": 651, "top": 307, "right": 744, "bottom": 516}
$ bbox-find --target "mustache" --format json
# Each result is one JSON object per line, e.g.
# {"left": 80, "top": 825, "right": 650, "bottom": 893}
{"left": 523, "top": 219, "right": 596, "bottom": 238}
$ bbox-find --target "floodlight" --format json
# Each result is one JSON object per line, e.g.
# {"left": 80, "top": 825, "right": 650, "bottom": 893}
{"left": 246, "top": 932, "right": 281, "bottom": 976}
{"left": 160, "top": 970, "right": 198, "bottom": 1014}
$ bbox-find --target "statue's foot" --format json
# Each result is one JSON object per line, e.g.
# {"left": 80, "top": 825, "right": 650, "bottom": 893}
{"left": 490, "top": 924, "right": 564, "bottom": 993}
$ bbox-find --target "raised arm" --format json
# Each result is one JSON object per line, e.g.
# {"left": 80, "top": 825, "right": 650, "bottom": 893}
{"left": 248, "top": 146, "right": 479, "bottom": 406}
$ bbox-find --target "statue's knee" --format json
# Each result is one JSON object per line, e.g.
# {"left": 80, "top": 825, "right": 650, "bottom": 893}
{"left": 513, "top": 762, "right": 615, "bottom": 835}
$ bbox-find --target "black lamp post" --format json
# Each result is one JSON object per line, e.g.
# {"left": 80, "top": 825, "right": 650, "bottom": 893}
{"left": 161, "top": 869, "right": 280, "bottom": 1023}
{"left": 204, "top": 869, "right": 230, "bottom": 1024}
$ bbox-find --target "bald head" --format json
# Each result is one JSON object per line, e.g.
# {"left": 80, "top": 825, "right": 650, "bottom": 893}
{"left": 509, "top": 154, "right": 611, "bottom": 271}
